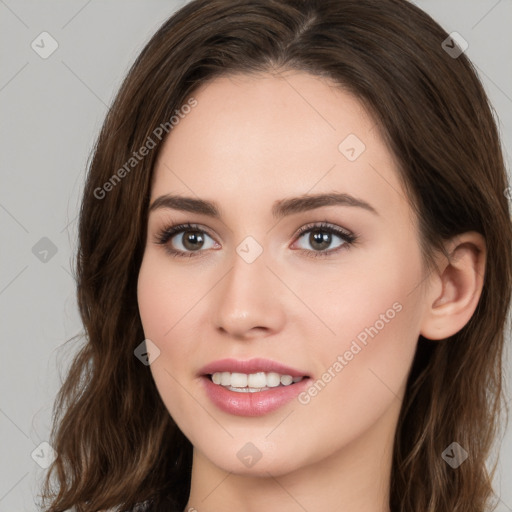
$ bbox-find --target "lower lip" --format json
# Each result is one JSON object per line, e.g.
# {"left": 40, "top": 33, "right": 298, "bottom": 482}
{"left": 201, "top": 376, "right": 311, "bottom": 417}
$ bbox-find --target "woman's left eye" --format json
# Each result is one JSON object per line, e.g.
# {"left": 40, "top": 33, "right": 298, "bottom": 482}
{"left": 154, "top": 222, "right": 356, "bottom": 258}
{"left": 292, "top": 223, "right": 356, "bottom": 258}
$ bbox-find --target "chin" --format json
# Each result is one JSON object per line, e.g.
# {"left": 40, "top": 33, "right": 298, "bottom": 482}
{"left": 194, "top": 439, "right": 317, "bottom": 478}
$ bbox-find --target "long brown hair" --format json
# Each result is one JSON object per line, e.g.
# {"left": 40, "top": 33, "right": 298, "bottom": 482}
{"left": 39, "top": 0, "right": 512, "bottom": 510}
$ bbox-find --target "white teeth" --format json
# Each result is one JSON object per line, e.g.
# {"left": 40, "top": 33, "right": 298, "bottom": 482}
{"left": 267, "top": 372, "right": 281, "bottom": 387}
{"left": 280, "top": 375, "right": 293, "bottom": 386}
{"left": 230, "top": 372, "right": 247, "bottom": 388}
{"left": 210, "top": 371, "right": 304, "bottom": 390}
{"left": 248, "top": 372, "right": 266, "bottom": 388}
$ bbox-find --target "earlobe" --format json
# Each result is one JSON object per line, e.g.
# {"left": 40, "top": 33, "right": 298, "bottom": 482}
{"left": 420, "top": 232, "right": 486, "bottom": 341}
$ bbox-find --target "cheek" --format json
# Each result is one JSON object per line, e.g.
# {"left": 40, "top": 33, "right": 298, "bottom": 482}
{"left": 137, "top": 255, "right": 203, "bottom": 382}
{"left": 138, "top": 257, "right": 184, "bottom": 390}
{"left": 137, "top": 252, "right": 202, "bottom": 340}
{"left": 138, "top": 254, "right": 168, "bottom": 336}
{"left": 293, "top": 241, "right": 424, "bottom": 425}
{"left": 279, "top": 301, "right": 421, "bottom": 469}
{"left": 137, "top": 253, "right": 207, "bottom": 427}
{"left": 287, "top": 232, "right": 423, "bottom": 356}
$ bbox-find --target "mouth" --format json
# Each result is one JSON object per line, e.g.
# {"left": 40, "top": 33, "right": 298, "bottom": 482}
{"left": 207, "top": 371, "right": 306, "bottom": 392}
{"left": 199, "top": 358, "right": 311, "bottom": 416}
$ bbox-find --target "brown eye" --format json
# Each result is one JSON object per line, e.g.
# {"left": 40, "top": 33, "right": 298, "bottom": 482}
{"left": 180, "top": 230, "right": 206, "bottom": 251}
{"left": 155, "top": 223, "right": 217, "bottom": 258}
{"left": 307, "top": 230, "right": 334, "bottom": 251}
{"left": 294, "top": 223, "right": 355, "bottom": 256}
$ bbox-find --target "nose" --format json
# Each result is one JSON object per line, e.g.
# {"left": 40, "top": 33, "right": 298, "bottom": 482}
{"left": 213, "top": 247, "right": 286, "bottom": 340}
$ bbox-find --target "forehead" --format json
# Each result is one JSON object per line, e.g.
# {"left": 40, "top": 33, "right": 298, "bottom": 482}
{"left": 161, "top": 71, "right": 373, "bottom": 165}
{"left": 151, "top": 71, "right": 411, "bottom": 226}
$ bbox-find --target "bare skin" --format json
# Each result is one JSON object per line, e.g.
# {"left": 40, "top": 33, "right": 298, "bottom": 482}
{"left": 137, "top": 70, "right": 486, "bottom": 512}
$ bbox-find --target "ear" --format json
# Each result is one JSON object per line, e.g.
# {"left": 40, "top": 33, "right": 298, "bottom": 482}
{"left": 420, "top": 232, "right": 486, "bottom": 340}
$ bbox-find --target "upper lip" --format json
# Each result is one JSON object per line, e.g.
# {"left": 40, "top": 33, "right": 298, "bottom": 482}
{"left": 199, "top": 358, "right": 309, "bottom": 378}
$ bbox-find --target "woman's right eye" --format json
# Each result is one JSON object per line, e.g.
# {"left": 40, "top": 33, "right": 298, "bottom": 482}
{"left": 155, "top": 223, "right": 218, "bottom": 258}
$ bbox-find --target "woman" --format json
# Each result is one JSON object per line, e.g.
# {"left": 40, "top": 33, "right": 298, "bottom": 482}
{"left": 40, "top": 0, "right": 512, "bottom": 511}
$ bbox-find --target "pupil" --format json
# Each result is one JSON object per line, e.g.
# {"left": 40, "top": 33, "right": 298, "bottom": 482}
{"left": 183, "top": 231, "right": 204, "bottom": 250}
{"left": 310, "top": 230, "right": 331, "bottom": 250}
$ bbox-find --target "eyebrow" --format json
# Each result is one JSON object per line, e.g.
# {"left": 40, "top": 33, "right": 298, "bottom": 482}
{"left": 148, "top": 192, "right": 379, "bottom": 219}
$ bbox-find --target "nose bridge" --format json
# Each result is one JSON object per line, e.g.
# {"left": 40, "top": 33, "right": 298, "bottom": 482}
{"left": 213, "top": 240, "right": 284, "bottom": 336}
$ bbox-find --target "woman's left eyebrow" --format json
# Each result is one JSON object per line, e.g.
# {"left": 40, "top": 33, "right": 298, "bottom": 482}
{"left": 148, "top": 192, "right": 379, "bottom": 219}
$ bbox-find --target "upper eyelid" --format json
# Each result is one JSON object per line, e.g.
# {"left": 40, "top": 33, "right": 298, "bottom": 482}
{"left": 295, "top": 221, "right": 352, "bottom": 237}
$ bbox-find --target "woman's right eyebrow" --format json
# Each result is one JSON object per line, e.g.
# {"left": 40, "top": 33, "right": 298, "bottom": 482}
{"left": 148, "top": 192, "right": 379, "bottom": 219}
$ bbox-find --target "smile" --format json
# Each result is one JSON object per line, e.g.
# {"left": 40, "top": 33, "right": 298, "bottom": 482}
{"left": 199, "top": 358, "right": 311, "bottom": 416}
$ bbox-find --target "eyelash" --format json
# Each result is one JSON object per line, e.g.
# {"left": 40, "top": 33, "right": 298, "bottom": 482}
{"left": 153, "top": 222, "right": 357, "bottom": 259}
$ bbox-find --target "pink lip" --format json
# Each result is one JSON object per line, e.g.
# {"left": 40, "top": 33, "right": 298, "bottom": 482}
{"left": 198, "top": 358, "right": 311, "bottom": 417}
{"left": 198, "top": 358, "right": 308, "bottom": 378}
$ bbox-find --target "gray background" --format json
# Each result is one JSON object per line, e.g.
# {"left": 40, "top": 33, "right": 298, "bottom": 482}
{"left": 1, "top": 0, "right": 511, "bottom": 510}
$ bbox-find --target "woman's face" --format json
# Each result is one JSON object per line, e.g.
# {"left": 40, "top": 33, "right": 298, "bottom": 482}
{"left": 137, "top": 71, "right": 430, "bottom": 476}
